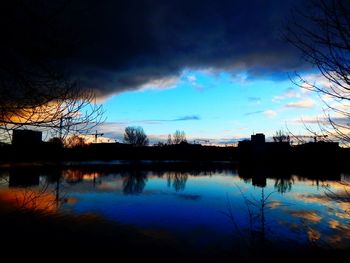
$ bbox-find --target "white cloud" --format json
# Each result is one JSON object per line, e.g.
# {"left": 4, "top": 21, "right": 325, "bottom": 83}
{"left": 93, "top": 122, "right": 126, "bottom": 142}
{"left": 285, "top": 98, "right": 315, "bottom": 108}
{"left": 263, "top": 109, "right": 277, "bottom": 118}
{"left": 300, "top": 73, "right": 332, "bottom": 90}
{"left": 185, "top": 74, "right": 204, "bottom": 91}
{"left": 187, "top": 75, "right": 197, "bottom": 82}
{"left": 320, "top": 94, "right": 335, "bottom": 102}
{"left": 290, "top": 115, "right": 327, "bottom": 125}
{"left": 272, "top": 88, "right": 300, "bottom": 102}
{"left": 140, "top": 76, "right": 179, "bottom": 91}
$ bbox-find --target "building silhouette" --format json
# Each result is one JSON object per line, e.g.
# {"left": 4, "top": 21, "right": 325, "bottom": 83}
{"left": 12, "top": 130, "right": 42, "bottom": 146}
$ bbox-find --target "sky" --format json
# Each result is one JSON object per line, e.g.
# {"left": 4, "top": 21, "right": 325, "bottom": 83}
{"left": 3, "top": 0, "right": 337, "bottom": 144}
{"left": 97, "top": 69, "right": 326, "bottom": 144}
{"left": 58, "top": 0, "right": 326, "bottom": 144}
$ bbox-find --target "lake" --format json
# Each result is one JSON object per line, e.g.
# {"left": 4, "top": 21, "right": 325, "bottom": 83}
{"left": 0, "top": 162, "right": 350, "bottom": 256}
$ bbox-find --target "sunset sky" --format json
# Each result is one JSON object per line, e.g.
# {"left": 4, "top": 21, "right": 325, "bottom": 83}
{"left": 56, "top": 0, "right": 332, "bottom": 144}
{"left": 97, "top": 69, "right": 325, "bottom": 144}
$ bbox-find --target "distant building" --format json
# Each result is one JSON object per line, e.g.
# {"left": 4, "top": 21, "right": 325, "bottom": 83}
{"left": 238, "top": 133, "right": 292, "bottom": 164}
{"left": 251, "top": 133, "right": 265, "bottom": 144}
{"left": 12, "top": 130, "right": 42, "bottom": 146}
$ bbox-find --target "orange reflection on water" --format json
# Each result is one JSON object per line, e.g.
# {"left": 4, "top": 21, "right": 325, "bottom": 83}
{"left": 289, "top": 211, "right": 322, "bottom": 223}
{"left": 268, "top": 200, "right": 281, "bottom": 209}
{"left": 0, "top": 187, "right": 57, "bottom": 213}
{"left": 325, "top": 223, "right": 350, "bottom": 248}
{"left": 63, "top": 169, "right": 102, "bottom": 184}
{"left": 307, "top": 228, "right": 321, "bottom": 242}
{"left": 82, "top": 172, "right": 100, "bottom": 181}
{"left": 287, "top": 180, "right": 350, "bottom": 248}
{"left": 329, "top": 219, "right": 340, "bottom": 229}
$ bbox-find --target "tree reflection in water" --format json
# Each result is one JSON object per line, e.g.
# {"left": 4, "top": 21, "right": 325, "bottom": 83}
{"left": 224, "top": 184, "right": 277, "bottom": 255}
{"left": 323, "top": 181, "right": 350, "bottom": 218}
{"left": 63, "top": 169, "right": 101, "bottom": 187}
{"left": 166, "top": 172, "right": 188, "bottom": 192}
{"left": 122, "top": 171, "right": 148, "bottom": 195}
{"left": 0, "top": 164, "right": 349, "bottom": 255}
{"left": 0, "top": 169, "right": 66, "bottom": 213}
{"left": 274, "top": 177, "right": 294, "bottom": 194}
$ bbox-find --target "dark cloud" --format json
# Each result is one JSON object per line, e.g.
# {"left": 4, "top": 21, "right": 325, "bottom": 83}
{"left": 61, "top": 0, "right": 306, "bottom": 96}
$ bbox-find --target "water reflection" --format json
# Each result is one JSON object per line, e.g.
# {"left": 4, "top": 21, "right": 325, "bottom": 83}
{"left": 166, "top": 172, "right": 188, "bottom": 192}
{"left": 274, "top": 178, "right": 294, "bottom": 194}
{"left": 123, "top": 171, "right": 148, "bottom": 194}
{"left": 0, "top": 170, "right": 58, "bottom": 212}
{"left": 9, "top": 168, "right": 40, "bottom": 187}
{"left": 0, "top": 164, "right": 349, "bottom": 250}
{"left": 226, "top": 186, "right": 275, "bottom": 251}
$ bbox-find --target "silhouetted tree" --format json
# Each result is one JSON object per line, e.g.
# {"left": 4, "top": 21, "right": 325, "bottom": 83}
{"left": 48, "top": 137, "right": 64, "bottom": 147}
{"left": 65, "top": 134, "right": 87, "bottom": 148}
{"left": 167, "top": 134, "right": 173, "bottom": 145}
{"left": 173, "top": 130, "right": 186, "bottom": 144}
{"left": 123, "top": 126, "right": 149, "bottom": 146}
{"left": 154, "top": 141, "right": 165, "bottom": 146}
{"left": 0, "top": 1, "right": 103, "bottom": 143}
{"left": 286, "top": 0, "right": 350, "bottom": 143}
{"left": 273, "top": 130, "right": 290, "bottom": 143}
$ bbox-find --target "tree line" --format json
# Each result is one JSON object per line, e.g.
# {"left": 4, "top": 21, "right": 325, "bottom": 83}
{"left": 40, "top": 126, "right": 188, "bottom": 148}
{"left": 123, "top": 126, "right": 187, "bottom": 147}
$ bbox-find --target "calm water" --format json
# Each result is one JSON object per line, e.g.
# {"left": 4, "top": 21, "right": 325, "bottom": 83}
{"left": 1, "top": 163, "right": 350, "bottom": 249}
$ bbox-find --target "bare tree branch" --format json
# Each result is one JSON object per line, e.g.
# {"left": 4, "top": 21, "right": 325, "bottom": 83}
{"left": 0, "top": 1, "right": 104, "bottom": 143}
{"left": 285, "top": 0, "right": 350, "bottom": 144}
